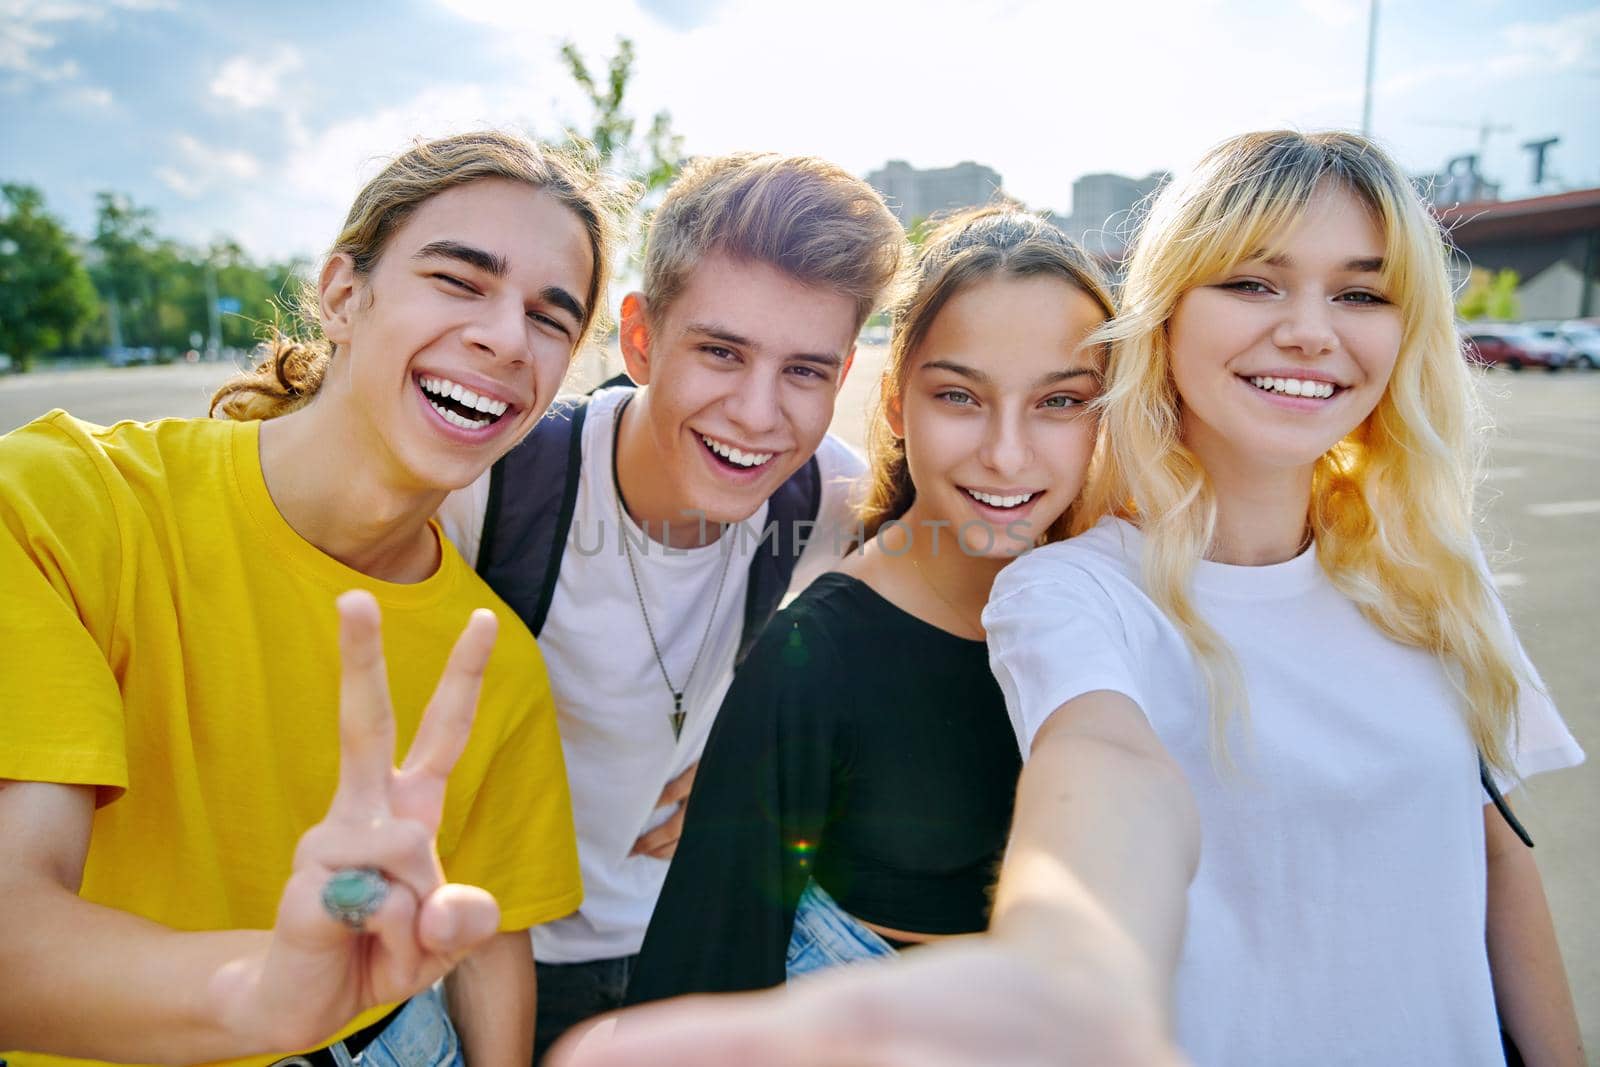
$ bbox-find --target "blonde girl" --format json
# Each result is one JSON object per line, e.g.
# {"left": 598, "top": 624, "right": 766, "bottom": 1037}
{"left": 0, "top": 131, "right": 631, "bottom": 1067}
{"left": 556, "top": 131, "right": 1583, "bottom": 1067}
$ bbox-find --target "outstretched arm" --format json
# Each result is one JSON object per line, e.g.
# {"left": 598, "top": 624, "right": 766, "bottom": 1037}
{"left": 552, "top": 690, "right": 1199, "bottom": 1067}
{"left": 1484, "top": 803, "right": 1583, "bottom": 1067}
{"left": 0, "top": 593, "right": 504, "bottom": 1062}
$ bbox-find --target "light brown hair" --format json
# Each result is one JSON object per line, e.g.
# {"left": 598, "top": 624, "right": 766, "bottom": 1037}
{"left": 640, "top": 152, "right": 904, "bottom": 331}
{"left": 211, "top": 130, "right": 636, "bottom": 421}
{"left": 858, "top": 206, "right": 1115, "bottom": 542}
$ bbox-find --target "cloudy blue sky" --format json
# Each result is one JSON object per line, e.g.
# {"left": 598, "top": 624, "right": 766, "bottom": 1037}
{"left": 4, "top": 0, "right": 1596, "bottom": 265}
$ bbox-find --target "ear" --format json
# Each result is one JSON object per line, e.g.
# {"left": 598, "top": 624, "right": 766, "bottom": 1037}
{"left": 883, "top": 372, "right": 906, "bottom": 439}
{"left": 318, "top": 253, "right": 359, "bottom": 346}
{"left": 617, "top": 292, "right": 653, "bottom": 386}
{"left": 836, "top": 345, "right": 856, "bottom": 392}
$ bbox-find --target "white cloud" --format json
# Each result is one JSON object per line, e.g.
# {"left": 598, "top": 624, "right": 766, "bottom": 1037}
{"left": 0, "top": 20, "right": 55, "bottom": 72}
{"left": 1297, "top": 0, "right": 1367, "bottom": 29}
{"left": 210, "top": 46, "right": 303, "bottom": 110}
{"left": 0, "top": 0, "right": 174, "bottom": 73}
{"left": 69, "top": 82, "right": 111, "bottom": 107}
{"left": 156, "top": 133, "right": 262, "bottom": 199}
{"left": 1502, "top": 6, "right": 1600, "bottom": 72}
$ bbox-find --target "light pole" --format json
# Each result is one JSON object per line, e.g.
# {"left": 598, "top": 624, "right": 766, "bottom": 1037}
{"left": 1361, "top": 0, "right": 1380, "bottom": 136}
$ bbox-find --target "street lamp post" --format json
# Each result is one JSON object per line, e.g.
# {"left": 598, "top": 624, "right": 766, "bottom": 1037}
{"left": 1362, "top": 0, "right": 1380, "bottom": 136}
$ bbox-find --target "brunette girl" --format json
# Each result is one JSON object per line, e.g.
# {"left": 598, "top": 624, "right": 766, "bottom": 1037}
{"left": 624, "top": 207, "right": 1114, "bottom": 1001}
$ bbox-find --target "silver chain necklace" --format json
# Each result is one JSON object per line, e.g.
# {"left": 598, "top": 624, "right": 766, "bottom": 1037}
{"left": 611, "top": 396, "right": 734, "bottom": 740}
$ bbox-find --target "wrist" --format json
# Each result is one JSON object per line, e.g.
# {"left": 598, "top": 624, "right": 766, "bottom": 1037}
{"left": 206, "top": 937, "right": 323, "bottom": 1055}
{"left": 992, "top": 896, "right": 1169, "bottom": 1037}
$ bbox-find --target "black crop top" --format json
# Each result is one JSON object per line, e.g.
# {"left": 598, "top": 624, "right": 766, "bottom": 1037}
{"left": 626, "top": 572, "right": 1022, "bottom": 1003}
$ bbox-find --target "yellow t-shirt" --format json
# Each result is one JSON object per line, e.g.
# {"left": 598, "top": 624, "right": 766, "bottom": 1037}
{"left": 0, "top": 412, "right": 581, "bottom": 1067}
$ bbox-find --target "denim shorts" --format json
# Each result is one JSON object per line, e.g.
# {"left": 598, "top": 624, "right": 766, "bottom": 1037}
{"left": 274, "top": 986, "right": 462, "bottom": 1067}
{"left": 785, "top": 879, "right": 898, "bottom": 981}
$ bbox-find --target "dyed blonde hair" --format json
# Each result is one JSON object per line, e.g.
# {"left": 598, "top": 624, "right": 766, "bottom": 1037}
{"left": 641, "top": 152, "right": 904, "bottom": 332}
{"left": 859, "top": 206, "right": 1115, "bottom": 541}
{"left": 211, "top": 131, "right": 636, "bottom": 421}
{"left": 1078, "top": 129, "right": 1522, "bottom": 773}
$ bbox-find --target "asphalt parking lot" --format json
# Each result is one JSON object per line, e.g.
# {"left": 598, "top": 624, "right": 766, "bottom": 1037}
{"left": 3, "top": 355, "right": 1597, "bottom": 1057}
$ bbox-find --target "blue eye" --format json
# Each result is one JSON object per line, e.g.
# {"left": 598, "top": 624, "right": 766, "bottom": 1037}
{"left": 1040, "top": 394, "right": 1080, "bottom": 410}
{"left": 936, "top": 390, "right": 975, "bottom": 406}
{"left": 1223, "top": 279, "right": 1272, "bottom": 294}
{"left": 1339, "top": 290, "right": 1389, "bottom": 305}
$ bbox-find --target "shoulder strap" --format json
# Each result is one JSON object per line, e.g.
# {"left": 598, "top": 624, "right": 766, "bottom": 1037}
{"left": 736, "top": 454, "right": 823, "bottom": 665}
{"left": 1480, "top": 754, "right": 1534, "bottom": 848}
{"left": 476, "top": 396, "right": 590, "bottom": 637}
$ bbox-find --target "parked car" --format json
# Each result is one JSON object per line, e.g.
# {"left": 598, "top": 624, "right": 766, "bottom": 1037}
{"left": 1460, "top": 324, "right": 1570, "bottom": 372}
{"left": 1527, "top": 321, "right": 1600, "bottom": 370}
{"left": 0, "top": 353, "right": 14, "bottom": 375}
{"left": 105, "top": 346, "right": 157, "bottom": 367}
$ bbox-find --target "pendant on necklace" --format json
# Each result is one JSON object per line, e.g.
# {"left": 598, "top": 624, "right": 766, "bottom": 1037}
{"left": 670, "top": 692, "right": 686, "bottom": 741}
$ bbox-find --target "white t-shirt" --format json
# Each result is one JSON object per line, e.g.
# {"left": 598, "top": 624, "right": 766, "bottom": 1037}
{"left": 440, "top": 386, "right": 865, "bottom": 962}
{"left": 983, "top": 516, "right": 1583, "bottom": 1067}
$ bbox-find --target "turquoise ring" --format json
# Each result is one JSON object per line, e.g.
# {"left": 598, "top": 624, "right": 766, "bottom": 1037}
{"left": 321, "top": 866, "right": 390, "bottom": 928}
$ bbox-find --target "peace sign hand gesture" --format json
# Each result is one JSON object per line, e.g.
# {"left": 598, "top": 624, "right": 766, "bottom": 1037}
{"left": 244, "top": 590, "right": 503, "bottom": 1051}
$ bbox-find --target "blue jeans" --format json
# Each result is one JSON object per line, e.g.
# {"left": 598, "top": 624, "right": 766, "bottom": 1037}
{"left": 269, "top": 988, "right": 462, "bottom": 1067}
{"left": 533, "top": 955, "right": 637, "bottom": 1065}
{"left": 355, "top": 987, "right": 463, "bottom": 1067}
{"left": 785, "top": 880, "right": 898, "bottom": 981}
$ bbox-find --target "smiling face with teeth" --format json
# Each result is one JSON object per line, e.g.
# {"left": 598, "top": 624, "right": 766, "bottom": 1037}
{"left": 322, "top": 179, "right": 594, "bottom": 493}
{"left": 615, "top": 253, "right": 860, "bottom": 534}
{"left": 890, "top": 273, "right": 1107, "bottom": 561}
{"left": 1168, "top": 182, "right": 1403, "bottom": 478}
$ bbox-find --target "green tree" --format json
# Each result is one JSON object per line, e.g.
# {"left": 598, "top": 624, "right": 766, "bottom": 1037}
{"left": 0, "top": 184, "right": 99, "bottom": 371}
{"left": 1457, "top": 266, "right": 1521, "bottom": 321}
{"left": 90, "top": 192, "right": 162, "bottom": 349}
{"left": 1486, "top": 268, "right": 1520, "bottom": 321}
{"left": 558, "top": 36, "right": 684, "bottom": 196}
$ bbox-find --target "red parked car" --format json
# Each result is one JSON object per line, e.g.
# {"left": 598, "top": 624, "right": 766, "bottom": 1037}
{"left": 1461, "top": 325, "right": 1569, "bottom": 371}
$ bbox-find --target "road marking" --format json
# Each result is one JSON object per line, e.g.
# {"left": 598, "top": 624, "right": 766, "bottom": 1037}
{"left": 1491, "top": 572, "right": 1525, "bottom": 589}
{"left": 1525, "top": 499, "right": 1600, "bottom": 518}
{"left": 1483, "top": 466, "right": 1526, "bottom": 480}
{"left": 1494, "top": 440, "right": 1600, "bottom": 461}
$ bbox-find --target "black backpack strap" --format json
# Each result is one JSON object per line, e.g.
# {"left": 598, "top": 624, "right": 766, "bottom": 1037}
{"left": 735, "top": 455, "right": 823, "bottom": 665}
{"left": 1480, "top": 754, "right": 1534, "bottom": 848}
{"left": 476, "top": 396, "right": 590, "bottom": 637}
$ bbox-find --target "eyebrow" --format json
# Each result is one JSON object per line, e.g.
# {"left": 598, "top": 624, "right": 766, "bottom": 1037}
{"left": 416, "top": 240, "right": 587, "bottom": 325}
{"left": 686, "top": 322, "right": 845, "bottom": 368}
{"left": 415, "top": 240, "right": 507, "bottom": 277}
{"left": 1259, "top": 253, "right": 1386, "bottom": 273}
{"left": 540, "top": 285, "right": 587, "bottom": 326}
{"left": 921, "top": 360, "right": 1099, "bottom": 388}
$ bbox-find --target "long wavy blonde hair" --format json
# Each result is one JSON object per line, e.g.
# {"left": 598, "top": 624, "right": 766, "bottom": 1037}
{"left": 211, "top": 130, "right": 636, "bottom": 421}
{"left": 859, "top": 206, "right": 1115, "bottom": 541}
{"left": 1078, "top": 129, "right": 1522, "bottom": 773}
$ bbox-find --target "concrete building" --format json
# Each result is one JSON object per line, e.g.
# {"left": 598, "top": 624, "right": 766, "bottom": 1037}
{"left": 865, "top": 160, "right": 1004, "bottom": 226}
{"left": 1049, "top": 170, "right": 1170, "bottom": 262}
{"left": 1438, "top": 187, "right": 1600, "bottom": 320}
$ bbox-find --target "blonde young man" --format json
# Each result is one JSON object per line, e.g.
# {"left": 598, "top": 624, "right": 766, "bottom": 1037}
{"left": 440, "top": 153, "right": 905, "bottom": 1060}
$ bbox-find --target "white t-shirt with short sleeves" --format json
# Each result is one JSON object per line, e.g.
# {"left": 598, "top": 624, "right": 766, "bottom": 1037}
{"left": 441, "top": 386, "right": 864, "bottom": 962}
{"left": 983, "top": 516, "right": 1583, "bottom": 1067}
